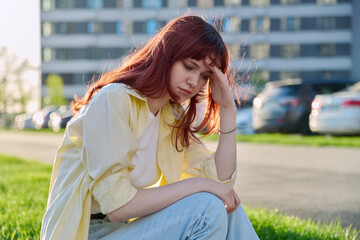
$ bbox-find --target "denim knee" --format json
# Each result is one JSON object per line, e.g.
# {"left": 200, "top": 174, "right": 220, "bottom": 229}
{"left": 187, "top": 193, "right": 228, "bottom": 222}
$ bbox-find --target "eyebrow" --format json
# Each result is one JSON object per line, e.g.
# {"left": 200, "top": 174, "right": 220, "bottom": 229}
{"left": 189, "top": 60, "right": 213, "bottom": 74}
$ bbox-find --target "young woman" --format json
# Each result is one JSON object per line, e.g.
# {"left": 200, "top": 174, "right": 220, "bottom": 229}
{"left": 41, "top": 15, "right": 259, "bottom": 240}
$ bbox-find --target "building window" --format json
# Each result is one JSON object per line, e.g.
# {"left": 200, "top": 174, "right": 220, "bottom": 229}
{"left": 87, "top": 22, "right": 95, "bottom": 34}
{"left": 56, "top": 0, "right": 75, "bottom": 8}
{"left": 102, "top": 22, "right": 117, "bottom": 34}
{"left": 75, "top": 0, "right": 87, "bottom": 7}
{"left": 228, "top": 45, "right": 241, "bottom": 59}
{"left": 317, "top": 17, "right": 336, "bottom": 30}
{"left": 250, "top": 43, "right": 269, "bottom": 59}
{"left": 281, "top": 45, "right": 300, "bottom": 58}
{"left": 198, "top": 0, "right": 214, "bottom": 7}
{"left": 103, "top": 0, "right": 117, "bottom": 7}
{"left": 336, "top": 16, "right": 351, "bottom": 29}
{"left": 270, "top": 19, "right": 280, "bottom": 31}
{"left": 213, "top": 18, "right": 230, "bottom": 33}
{"left": 57, "top": 48, "right": 76, "bottom": 60}
{"left": 116, "top": 21, "right": 126, "bottom": 35}
{"left": 142, "top": 0, "right": 162, "bottom": 8}
{"left": 120, "top": 0, "right": 133, "bottom": 8}
{"left": 270, "top": 45, "right": 281, "bottom": 57}
{"left": 301, "top": 0, "right": 316, "bottom": 3}
{"left": 336, "top": 43, "right": 351, "bottom": 56}
{"left": 300, "top": 44, "right": 317, "bottom": 57}
{"left": 250, "top": 0, "right": 270, "bottom": 6}
{"left": 133, "top": 21, "right": 146, "bottom": 33}
{"left": 251, "top": 70, "right": 270, "bottom": 84}
{"left": 317, "top": 0, "right": 337, "bottom": 5}
{"left": 281, "top": 17, "right": 300, "bottom": 31}
{"left": 224, "top": 0, "right": 242, "bottom": 6}
{"left": 87, "top": 0, "right": 103, "bottom": 8}
{"left": 146, "top": 20, "right": 158, "bottom": 34}
{"left": 42, "top": 0, "right": 55, "bottom": 11}
{"left": 168, "top": 0, "right": 187, "bottom": 7}
{"left": 319, "top": 44, "right": 335, "bottom": 57}
{"left": 74, "top": 23, "right": 88, "bottom": 34}
{"left": 301, "top": 17, "right": 316, "bottom": 30}
{"left": 188, "top": 0, "right": 197, "bottom": 6}
{"left": 229, "top": 17, "right": 241, "bottom": 34}
{"left": 56, "top": 23, "right": 68, "bottom": 34}
{"left": 280, "top": 0, "right": 300, "bottom": 4}
{"left": 280, "top": 71, "right": 300, "bottom": 80}
{"left": 214, "top": 0, "right": 224, "bottom": 6}
{"left": 241, "top": 19, "right": 250, "bottom": 32}
{"left": 43, "top": 48, "right": 55, "bottom": 62}
{"left": 42, "top": 22, "right": 53, "bottom": 37}
{"left": 250, "top": 17, "right": 270, "bottom": 32}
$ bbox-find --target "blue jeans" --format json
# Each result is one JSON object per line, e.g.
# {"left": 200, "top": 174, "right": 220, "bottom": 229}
{"left": 88, "top": 192, "right": 260, "bottom": 240}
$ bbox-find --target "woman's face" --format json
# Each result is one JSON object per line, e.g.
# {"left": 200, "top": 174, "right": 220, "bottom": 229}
{"left": 168, "top": 58, "right": 213, "bottom": 103}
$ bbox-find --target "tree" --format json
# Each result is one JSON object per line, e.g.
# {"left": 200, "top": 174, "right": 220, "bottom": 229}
{"left": 0, "top": 47, "right": 36, "bottom": 126}
{"left": 44, "top": 74, "right": 66, "bottom": 106}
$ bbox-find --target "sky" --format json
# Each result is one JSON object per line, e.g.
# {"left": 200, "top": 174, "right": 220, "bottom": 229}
{"left": 0, "top": 0, "right": 40, "bottom": 112}
{"left": 0, "top": 0, "right": 40, "bottom": 66}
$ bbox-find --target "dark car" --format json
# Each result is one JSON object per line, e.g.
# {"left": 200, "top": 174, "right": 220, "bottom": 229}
{"left": 252, "top": 78, "right": 355, "bottom": 134}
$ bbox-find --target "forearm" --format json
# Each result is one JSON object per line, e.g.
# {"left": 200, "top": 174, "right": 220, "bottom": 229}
{"left": 214, "top": 104, "right": 237, "bottom": 181}
{"left": 107, "top": 177, "right": 208, "bottom": 222}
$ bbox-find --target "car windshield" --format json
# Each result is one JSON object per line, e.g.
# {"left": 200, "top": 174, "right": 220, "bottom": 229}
{"left": 260, "top": 85, "right": 299, "bottom": 99}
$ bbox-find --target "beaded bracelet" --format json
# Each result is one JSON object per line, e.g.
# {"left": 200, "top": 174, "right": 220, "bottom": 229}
{"left": 218, "top": 127, "right": 236, "bottom": 134}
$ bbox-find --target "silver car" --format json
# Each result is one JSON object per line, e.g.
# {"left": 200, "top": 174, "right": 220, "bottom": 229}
{"left": 309, "top": 82, "right": 360, "bottom": 135}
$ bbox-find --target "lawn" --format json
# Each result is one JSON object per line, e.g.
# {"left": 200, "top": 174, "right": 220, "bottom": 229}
{"left": 0, "top": 155, "right": 358, "bottom": 239}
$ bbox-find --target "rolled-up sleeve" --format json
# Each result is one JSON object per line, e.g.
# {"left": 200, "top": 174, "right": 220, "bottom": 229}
{"left": 70, "top": 86, "right": 138, "bottom": 214}
{"left": 182, "top": 137, "right": 237, "bottom": 186}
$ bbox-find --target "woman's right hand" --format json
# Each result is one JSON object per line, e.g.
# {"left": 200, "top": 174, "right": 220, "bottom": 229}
{"left": 199, "top": 178, "right": 241, "bottom": 214}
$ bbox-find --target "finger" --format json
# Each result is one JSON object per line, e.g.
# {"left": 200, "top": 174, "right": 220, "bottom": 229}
{"left": 204, "top": 57, "right": 223, "bottom": 77}
{"left": 226, "top": 196, "right": 236, "bottom": 213}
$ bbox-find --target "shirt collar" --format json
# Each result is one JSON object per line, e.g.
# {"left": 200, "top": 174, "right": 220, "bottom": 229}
{"left": 122, "top": 85, "right": 147, "bottom": 101}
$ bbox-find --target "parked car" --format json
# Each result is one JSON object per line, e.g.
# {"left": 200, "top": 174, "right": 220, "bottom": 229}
{"left": 309, "top": 82, "right": 360, "bottom": 135}
{"left": 252, "top": 78, "right": 355, "bottom": 134}
{"left": 48, "top": 105, "right": 73, "bottom": 132}
{"left": 14, "top": 113, "right": 36, "bottom": 130}
{"left": 236, "top": 107, "right": 255, "bottom": 134}
{"left": 32, "top": 105, "right": 58, "bottom": 129}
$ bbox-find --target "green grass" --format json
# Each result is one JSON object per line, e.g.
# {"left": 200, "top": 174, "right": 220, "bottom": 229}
{"left": 0, "top": 155, "right": 52, "bottom": 240}
{"left": 0, "top": 155, "right": 358, "bottom": 239}
{"left": 202, "top": 133, "right": 360, "bottom": 148}
{"left": 245, "top": 207, "right": 359, "bottom": 240}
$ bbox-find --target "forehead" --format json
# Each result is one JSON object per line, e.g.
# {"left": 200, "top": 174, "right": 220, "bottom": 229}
{"left": 186, "top": 58, "right": 212, "bottom": 72}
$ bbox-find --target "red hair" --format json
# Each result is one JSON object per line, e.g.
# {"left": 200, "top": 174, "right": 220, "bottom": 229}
{"left": 71, "top": 15, "right": 233, "bottom": 150}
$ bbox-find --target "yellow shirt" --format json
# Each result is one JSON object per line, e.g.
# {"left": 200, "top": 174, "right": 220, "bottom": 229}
{"left": 40, "top": 83, "right": 236, "bottom": 240}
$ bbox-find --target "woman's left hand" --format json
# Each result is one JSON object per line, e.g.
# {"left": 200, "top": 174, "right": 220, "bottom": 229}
{"left": 205, "top": 57, "right": 235, "bottom": 109}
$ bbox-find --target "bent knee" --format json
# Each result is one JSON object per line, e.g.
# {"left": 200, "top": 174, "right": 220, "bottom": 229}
{"left": 187, "top": 192, "right": 227, "bottom": 216}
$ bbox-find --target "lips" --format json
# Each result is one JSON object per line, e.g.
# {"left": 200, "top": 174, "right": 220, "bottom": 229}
{"left": 179, "top": 88, "right": 191, "bottom": 96}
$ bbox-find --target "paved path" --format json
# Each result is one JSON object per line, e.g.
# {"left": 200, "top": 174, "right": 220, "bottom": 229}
{"left": 1, "top": 130, "right": 359, "bottom": 230}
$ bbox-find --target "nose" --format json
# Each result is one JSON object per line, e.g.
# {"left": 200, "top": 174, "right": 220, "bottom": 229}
{"left": 187, "top": 74, "right": 199, "bottom": 88}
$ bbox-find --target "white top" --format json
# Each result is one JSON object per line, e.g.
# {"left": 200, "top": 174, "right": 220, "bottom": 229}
{"left": 129, "top": 110, "right": 162, "bottom": 189}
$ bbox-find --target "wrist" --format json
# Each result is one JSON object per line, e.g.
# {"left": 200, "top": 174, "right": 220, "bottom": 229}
{"left": 220, "top": 103, "right": 236, "bottom": 113}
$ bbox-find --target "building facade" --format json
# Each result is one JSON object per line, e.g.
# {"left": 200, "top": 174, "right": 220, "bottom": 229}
{"left": 40, "top": 0, "right": 358, "bottom": 100}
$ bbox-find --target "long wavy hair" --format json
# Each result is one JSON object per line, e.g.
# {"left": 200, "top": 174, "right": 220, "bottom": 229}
{"left": 71, "top": 15, "right": 233, "bottom": 150}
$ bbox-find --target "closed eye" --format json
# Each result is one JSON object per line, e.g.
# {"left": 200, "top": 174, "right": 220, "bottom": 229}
{"left": 182, "top": 62, "right": 193, "bottom": 71}
{"left": 201, "top": 74, "right": 209, "bottom": 81}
